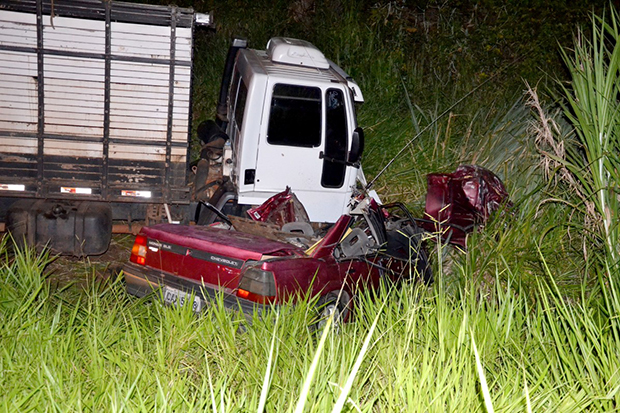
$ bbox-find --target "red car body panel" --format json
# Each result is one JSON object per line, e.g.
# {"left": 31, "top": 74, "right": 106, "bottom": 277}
{"left": 144, "top": 223, "right": 303, "bottom": 259}
{"left": 139, "top": 223, "right": 306, "bottom": 292}
{"left": 124, "top": 197, "right": 429, "bottom": 318}
{"left": 422, "top": 165, "right": 512, "bottom": 247}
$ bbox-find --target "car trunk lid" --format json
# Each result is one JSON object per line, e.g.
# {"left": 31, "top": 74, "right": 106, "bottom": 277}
{"left": 138, "top": 223, "right": 304, "bottom": 287}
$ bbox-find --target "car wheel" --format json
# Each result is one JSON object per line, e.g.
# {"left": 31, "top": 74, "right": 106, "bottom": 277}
{"left": 315, "top": 291, "right": 349, "bottom": 331}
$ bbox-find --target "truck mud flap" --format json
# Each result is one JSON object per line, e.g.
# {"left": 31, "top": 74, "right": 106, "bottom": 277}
{"left": 7, "top": 199, "right": 112, "bottom": 256}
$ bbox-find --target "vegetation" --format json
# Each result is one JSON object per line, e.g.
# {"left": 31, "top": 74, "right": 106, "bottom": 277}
{"left": 189, "top": 0, "right": 602, "bottom": 201}
{"left": 3, "top": 239, "right": 620, "bottom": 411}
{"left": 3, "top": 0, "right": 620, "bottom": 411}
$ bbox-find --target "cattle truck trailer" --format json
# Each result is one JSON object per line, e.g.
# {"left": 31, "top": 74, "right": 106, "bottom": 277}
{"left": 0, "top": 0, "right": 211, "bottom": 255}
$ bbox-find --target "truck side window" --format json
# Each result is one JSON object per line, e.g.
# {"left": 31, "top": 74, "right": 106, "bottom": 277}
{"left": 267, "top": 84, "right": 321, "bottom": 147}
{"left": 321, "top": 89, "right": 347, "bottom": 188}
{"left": 234, "top": 79, "right": 248, "bottom": 129}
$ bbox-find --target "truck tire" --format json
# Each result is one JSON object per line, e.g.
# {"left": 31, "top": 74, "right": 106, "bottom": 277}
{"left": 197, "top": 120, "right": 228, "bottom": 146}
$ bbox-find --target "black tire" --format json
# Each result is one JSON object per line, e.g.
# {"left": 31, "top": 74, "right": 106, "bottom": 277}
{"left": 197, "top": 120, "right": 228, "bottom": 145}
{"left": 314, "top": 291, "right": 349, "bottom": 331}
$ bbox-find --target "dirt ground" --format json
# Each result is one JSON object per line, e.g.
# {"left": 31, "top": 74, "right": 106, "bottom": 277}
{"left": 43, "top": 234, "right": 135, "bottom": 287}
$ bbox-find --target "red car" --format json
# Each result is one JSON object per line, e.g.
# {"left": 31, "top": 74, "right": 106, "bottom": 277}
{"left": 123, "top": 196, "right": 431, "bottom": 321}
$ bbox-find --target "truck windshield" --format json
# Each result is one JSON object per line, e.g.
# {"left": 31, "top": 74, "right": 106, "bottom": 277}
{"left": 267, "top": 84, "right": 321, "bottom": 147}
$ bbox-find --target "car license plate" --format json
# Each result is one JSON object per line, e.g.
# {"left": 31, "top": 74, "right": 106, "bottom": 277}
{"left": 163, "top": 286, "right": 203, "bottom": 313}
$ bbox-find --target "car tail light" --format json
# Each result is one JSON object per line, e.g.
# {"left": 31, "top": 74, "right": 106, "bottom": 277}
{"left": 130, "top": 234, "right": 148, "bottom": 265}
{"left": 237, "top": 267, "right": 276, "bottom": 304}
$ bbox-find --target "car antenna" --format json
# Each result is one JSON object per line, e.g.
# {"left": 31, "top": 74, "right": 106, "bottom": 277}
{"left": 365, "top": 63, "right": 515, "bottom": 191}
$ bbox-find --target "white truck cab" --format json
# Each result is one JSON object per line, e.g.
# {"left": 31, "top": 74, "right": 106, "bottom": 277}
{"left": 200, "top": 37, "right": 366, "bottom": 223}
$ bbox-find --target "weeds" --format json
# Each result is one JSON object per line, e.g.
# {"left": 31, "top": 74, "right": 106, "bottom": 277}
{"left": 559, "top": 9, "right": 620, "bottom": 265}
{"left": 3, "top": 235, "right": 620, "bottom": 411}
{"left": 4, "top": 1, "right": 620, "bottom": 411}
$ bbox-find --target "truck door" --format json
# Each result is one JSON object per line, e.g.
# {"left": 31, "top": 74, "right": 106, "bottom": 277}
{"left": 253, "top": 84, "right": 351, "bottom": 222}
{"left": 321, "top": 88, "right": 348, "bottom": 188}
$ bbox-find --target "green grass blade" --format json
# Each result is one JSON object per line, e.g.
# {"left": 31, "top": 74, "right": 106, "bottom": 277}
{"left": 471, "top": 330, "right": 494, "bottom": 413}
{"left": 294, "top": 316, "right": 332, "bottom": 413}
{"left": 257, "top": 311, "right": 279, "bottom": 413}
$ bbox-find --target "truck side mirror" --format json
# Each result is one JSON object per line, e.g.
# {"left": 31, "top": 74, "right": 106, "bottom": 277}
{"left": 347, "top": 127, "right": 364, "bottom": 165}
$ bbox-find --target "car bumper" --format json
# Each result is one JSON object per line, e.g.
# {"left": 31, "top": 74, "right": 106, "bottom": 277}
{"left": 123, "top": 262, "right": 275, "bottom": 318}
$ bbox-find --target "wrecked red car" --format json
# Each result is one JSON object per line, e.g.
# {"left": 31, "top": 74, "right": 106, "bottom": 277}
{"left": 124, "top": 195, "right": 431, "bottom": 320}
{"left": 124, "top": 165, "right": 510, "bottom": 320}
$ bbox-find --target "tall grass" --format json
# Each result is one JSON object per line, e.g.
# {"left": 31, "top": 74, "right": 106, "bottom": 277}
{"left": 4, "top": 1, "right": 620, "bottom": 411}
{"left": 558, "top": 9, "right": 620, "bottom": 266}
{"left": 520, "top": 7, "right": 620, "bottom": 321}
{"left": 4, "top": 238, "right": 620, "bottom": 411}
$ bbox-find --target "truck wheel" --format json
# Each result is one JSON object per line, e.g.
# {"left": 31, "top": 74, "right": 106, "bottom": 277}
{"left": 197, "top": 120, "right": 228, "bottom": 145}
{"left": 314, "top": 291, "right": 350, "bottom": 331}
